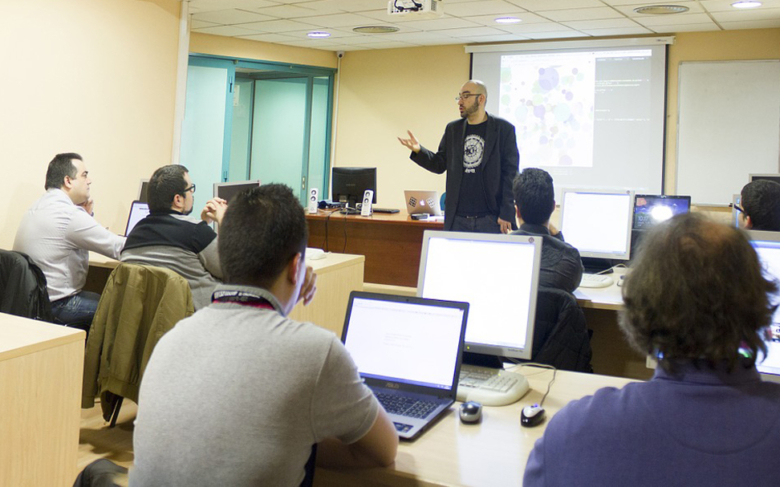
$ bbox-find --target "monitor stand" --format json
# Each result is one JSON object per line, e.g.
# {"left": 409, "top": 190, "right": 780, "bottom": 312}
{"left": 338, "top": 197, "right": 361, "bottom": 215}
{"left": 581, "top": 257, "right": 615, "bottom": 274}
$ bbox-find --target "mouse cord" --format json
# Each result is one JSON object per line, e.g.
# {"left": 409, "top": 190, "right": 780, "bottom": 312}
{"left": 507, "top": 362, "right": 557, "bottom": 407}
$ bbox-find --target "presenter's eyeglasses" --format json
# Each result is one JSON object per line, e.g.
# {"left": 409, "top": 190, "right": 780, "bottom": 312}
{"left": 182, "top": 184, "right": 196, "bottom": 194}
{"left": 456, "top": 93, "right": 481, "bottom": 101}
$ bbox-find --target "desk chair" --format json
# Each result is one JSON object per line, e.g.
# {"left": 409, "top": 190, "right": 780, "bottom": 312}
{"left": 531, "top": 286, "right": 593, "bottom": 373}
{"left": 82, "top": 263, "right": 194, "bottom": 426}
{"left": 0, "top": 249, "right": 54, "bottom": 322}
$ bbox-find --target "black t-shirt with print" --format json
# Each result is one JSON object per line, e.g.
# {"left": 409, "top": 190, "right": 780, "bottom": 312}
{"left": 456, "top": 121, "right": 490, "bottom": 217}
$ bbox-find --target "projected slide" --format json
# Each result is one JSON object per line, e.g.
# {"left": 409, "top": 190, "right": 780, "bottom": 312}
{"left": 499, "top": 52, "right": 596, "bottom": 168}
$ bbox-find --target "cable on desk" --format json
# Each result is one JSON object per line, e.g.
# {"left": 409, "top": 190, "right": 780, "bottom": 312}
{"left": 506, "top": 362, "right": 557, "bottom": 408}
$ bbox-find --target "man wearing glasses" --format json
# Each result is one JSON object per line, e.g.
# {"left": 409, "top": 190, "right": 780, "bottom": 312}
{"left": 398, "top": 79, "right": 519, "bottom": 234}
{"left": 121, "top": 165, "right": 227, "bottom": 309}
{"left": 14, "top": 153, "right": 126, "bottom": 331}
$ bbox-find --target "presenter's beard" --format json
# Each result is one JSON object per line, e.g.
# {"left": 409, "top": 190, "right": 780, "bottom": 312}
{"left": 460, "top": 101, "right": 479, "bottom": 119}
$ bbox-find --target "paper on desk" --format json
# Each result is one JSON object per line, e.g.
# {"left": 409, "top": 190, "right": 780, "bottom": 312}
{"left": 574, "top": 287, "right": 623, "bottom": 306}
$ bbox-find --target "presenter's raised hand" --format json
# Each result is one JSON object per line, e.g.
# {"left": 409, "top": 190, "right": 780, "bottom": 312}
{"left": 79, "top": 198, "right": 95, "bottom": 217}
{"left": 398, "top": 130, "right": 421, "bottom": 154}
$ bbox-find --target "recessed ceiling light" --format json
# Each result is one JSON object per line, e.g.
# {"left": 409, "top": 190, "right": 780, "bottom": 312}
{"left": 633, "top": 5, "right": 690, "bottom": 15}
{"left": 731, "top": 1, "right": 762, "bottom": 8}
{"left": 307, "top": 31, "right": 331, "bottom": 38}
{"left": 495, "top": 17, "right": 522, "bottom": 24}
{"left": 353, "top": 26, "right": 400, "bottom": 34}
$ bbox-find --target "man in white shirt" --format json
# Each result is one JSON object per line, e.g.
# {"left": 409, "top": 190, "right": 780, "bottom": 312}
{"left": 14, "top": 153, "right": 125, "bottom": 331}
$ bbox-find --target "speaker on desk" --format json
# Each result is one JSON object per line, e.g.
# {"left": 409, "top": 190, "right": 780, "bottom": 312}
{"left": 361, "top": 190, "right": 373, "bottom": 217}
{"left": 308, "top": 188, "right": 319, "bottom": 214}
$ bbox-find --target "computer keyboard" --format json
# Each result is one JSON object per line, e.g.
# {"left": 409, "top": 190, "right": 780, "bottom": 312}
{"left": 456, "top": 365, "right": 530, "bottom": 407}
{"left": 579, "top": 273, "right": 614, "bottom": 288}
{"left": 375, "top": 392, "right": 439, "bottom": 418}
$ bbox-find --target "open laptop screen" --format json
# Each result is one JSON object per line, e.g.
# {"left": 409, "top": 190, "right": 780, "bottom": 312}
{"left": 343, "top": 294, "right": 467, "bottom": 391}
{"left": 633, "top": 195, "right": 691, "bottom": 230}
{"left": 125, "top": 201, "right": 150, "bottom": 236}
{"left": 749, "top": 232, "right": 780, "bottom": 379}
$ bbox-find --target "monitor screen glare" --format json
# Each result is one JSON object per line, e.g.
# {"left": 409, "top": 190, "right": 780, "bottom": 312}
{"left": 417, "top": 231, "right": 542, "bottom": 360}
{"left": 633, "top": 195, "right": 691, "bottom": 230}
{"left": 560, "top": 190, "right": 634, "bottom": 260}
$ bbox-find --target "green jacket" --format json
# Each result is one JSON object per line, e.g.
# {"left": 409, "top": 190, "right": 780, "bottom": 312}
{"left": 82, "top": 263, "right": 194, "bottom": 420}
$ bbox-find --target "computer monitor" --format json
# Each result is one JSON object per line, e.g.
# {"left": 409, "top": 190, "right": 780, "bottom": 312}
{"left": 559, "top": 189, "right": 635, "bottom": 261}
{"left": 137, "top": 179, "right": 150, "bottom": 204}
{"left": 331, "top": 167, "right": 377, "bottom": 207}
{"left": 633, "top": 194, "right": 691, "bottom": 231}
{"left": 124, "top": 200, "right": 150, "bottom": 236}
{"left": 417, "top": 231, "right": 542, "bottom": 362}
{"left": 750, "top": 174, "right": 780, "bottom": 185}
{"left": 747, "top": 230, "right": 780, "bottom": 383}
{"left": 213, "top": 180, "right": 261, "bottom": 204}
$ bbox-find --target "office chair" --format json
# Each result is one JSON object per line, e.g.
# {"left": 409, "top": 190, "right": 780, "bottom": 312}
{"left": 531, "top": 286, "right": 593, "bottom": 373}
{"left": 82, "top": 263, "right": 194, "bottom": 426}
{"left": 0, "top": 249, "right": 54, "bottom": 322}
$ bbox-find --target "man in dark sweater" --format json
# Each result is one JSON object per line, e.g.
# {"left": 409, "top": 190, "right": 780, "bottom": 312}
{"left": 511, "top": 168, "right": 583, "bottom": 293}
{"left": 121, "top": 165, "right": 227, "bottom": 309}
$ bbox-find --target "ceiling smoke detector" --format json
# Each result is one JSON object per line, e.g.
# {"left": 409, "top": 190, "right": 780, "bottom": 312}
{"left": 633, "top": 5, "right": 690, "bottom": 14}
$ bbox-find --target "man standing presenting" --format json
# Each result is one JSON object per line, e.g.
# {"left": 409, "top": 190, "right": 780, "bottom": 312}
{"left": 121, "top": 165, "right": 227, "bottom": 310}
{"left": 398, "top": 80, "right": 519, "bottom": 233}
{"left": 14, "top": 153, "right": 125, "bottom": 331}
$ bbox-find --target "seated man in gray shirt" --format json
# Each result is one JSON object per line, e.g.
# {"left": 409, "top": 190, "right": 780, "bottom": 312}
{"left": 130, "top": 184, "right": 398, "bottom": 486}
{"left": 121, "top": 165, "right": 227, "bottom": 309}
{"left": 511, "top": 168, "right": 583, "bottom": 292}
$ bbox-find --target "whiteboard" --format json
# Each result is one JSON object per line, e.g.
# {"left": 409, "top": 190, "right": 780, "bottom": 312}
{"left": 676, "top": 60, "right": 780, "bottom": 205}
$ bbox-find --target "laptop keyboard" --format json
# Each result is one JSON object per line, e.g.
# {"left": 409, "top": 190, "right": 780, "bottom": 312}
{"left": 375, "top": 392, "right": 439, "bottom": 418}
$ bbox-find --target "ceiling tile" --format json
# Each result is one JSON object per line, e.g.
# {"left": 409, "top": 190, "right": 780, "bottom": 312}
{"left": 508, "top": 0, "right": 605, "bottom": 11}
{"left": 444, "top": 0, "right": 528, "bottom": 16}
{"left": 613, "top": 2, "right": 704, "bottom": 16}
{"left": 561, "top": 18, "right": 638, "bottom": 29}
{"left": 497, "top": 22, "right": 579, "bottom": 33}
{"left": 711, "top": 7, "right": 780, "bottom": 21}
{"left": 647, "top": 23, "right": 722, "bottom": 33}
{"left": 295, "top": 13, "right": 383, "bottom": 27}
{"left": 235, "top": 33, "right": 300, "bottom": 43}
{"left": 236, "top": 19, "right": 323, "bottom": 33}
{"left": 468, "top": 12, "right": 551, "bottom": 26}
{"left": 463, "top": 33, "right": 531, "bottom": 43}
{"left": 524, "top": 30, "right": 591, "bottom": 39}
{"left": 189, "top": 0, "right": 282, "bottom": 13}
{"left": 719, "top": 18, "right": 780, "bottom": 28}
{"left": 192, "top": 9, "right": 276, "bottom": 24}
{"left": 540, "top": 7, "right": 626, "bottom": 22}
{"left": 400, "top": 16, "right": 483, "bottom": 30}
{"left": 634, "top": 13, "right": 716, "bottom": 26}
{"left": 191, "top": 20, "right": 219, "bottom": 29}
{"left": 578, "top": 26, "right": 654, "bottom": 36}
{"left": 700, "top": 0, "right": 780, "bottom": 12}
{"left": 254, "top": 4, "right": 320, "bottom": 18}
{"left": 192, "top": 25, "right": 263, "bottom": 36}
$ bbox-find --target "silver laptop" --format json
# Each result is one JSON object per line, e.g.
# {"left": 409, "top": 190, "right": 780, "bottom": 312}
{"left": 342, "top": 291, "right": 468, "bottom": 440}
{"left": 404, "top": 190, "right": 442, "bottom": 216}
{"left": 124, "top": 200, "right": 150, "bottom": 236}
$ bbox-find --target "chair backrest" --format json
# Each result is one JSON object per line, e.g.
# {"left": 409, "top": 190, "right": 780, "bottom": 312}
{"left": 0, "top": 249, "right": 54, "bottom": 322}
{"left": 531, "top": 286, "right": 593, "bottom": 372}
{"left": 83, "top": 263, "right": 194, "bottom": 411}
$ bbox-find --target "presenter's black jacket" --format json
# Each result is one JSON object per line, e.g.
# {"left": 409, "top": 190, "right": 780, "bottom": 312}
{"left": 410, "top": 113, "right": 520, "bottom": 231}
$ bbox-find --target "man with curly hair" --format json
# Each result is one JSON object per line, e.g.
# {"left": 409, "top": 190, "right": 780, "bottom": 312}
{"left": 524, "top": 213, "right": 780, "bottom": 486}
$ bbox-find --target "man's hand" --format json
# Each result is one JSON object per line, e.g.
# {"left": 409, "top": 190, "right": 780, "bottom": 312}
{"left": 498, "top": 217, "right": 512, "bottom": 234}
{"left": 201, "top": 198, "right": 228, "bottom": 225}
{"left": 299, "top": 265, "right": 318, "bottom": 306}
{"left": 397, "top": 130, "right": 421, "bottom": 154}
{"left": 78, "top": 198, "right": 94, "bottom": 216}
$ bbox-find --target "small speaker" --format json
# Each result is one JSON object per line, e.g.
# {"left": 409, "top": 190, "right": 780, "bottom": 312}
{"left": 308, "top": 188, "right": 319, "bottom": 214}
{"left": 361, "top": 190, "right": 374, "bottom": 216}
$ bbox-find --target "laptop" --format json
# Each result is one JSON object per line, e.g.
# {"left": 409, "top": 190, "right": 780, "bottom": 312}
{"left": 632, "top": 194, "right": 691, "bottom": 231}
{"left": 404, "top": 190, "right": 442, "bottom": 216}
{"left": 342, "top": 291, "right": 468, "bottom": 440}
{"left": 747, "top": 230, "right": 780, "bottom": 383}
{"left": 124, "top": 200, "right": 150, "bottom": 236}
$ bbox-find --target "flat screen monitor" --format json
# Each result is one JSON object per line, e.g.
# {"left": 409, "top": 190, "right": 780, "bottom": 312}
{"left": 750, "top": 174, "right": 780, "bottom": 185}
{"left": 417, "top": 231, "right": 542, "bottom": 361}
{"left": 137, "top": 179, "right": 150, "bottom": 204}
{"left": 560, "top": 189, "right": 635, "bottom": 261}
{"left": 332, "top": 167, "right": 377, "bottom": 207}
{"left": 213, "top": 180, "right": 261, "bottom": 204}
{"left": 633, "top": 194, "right": 691, "bottom": 231}
{"left": 747, "top": 230, "right": 780, "bottom": 383}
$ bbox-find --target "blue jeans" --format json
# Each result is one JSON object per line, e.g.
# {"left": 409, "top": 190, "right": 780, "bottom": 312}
{"left": 452, "top": 215, "right": 502, "bottom": 234}
{"left": 51, "top": 291, "right": 100, "bottom": 333}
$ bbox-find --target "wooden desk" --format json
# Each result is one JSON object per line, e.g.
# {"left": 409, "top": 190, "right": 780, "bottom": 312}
{"left": 315, "top": 369, "right": 637, "bottom": 487}
{"left": 0, "top": 313, "right": 86, "bottom": 486}
{"left": 87, "top": 252, "right": 364, "bottom": 338}
{"left": 306, "top": 210, "right": 443, "bottom": 287}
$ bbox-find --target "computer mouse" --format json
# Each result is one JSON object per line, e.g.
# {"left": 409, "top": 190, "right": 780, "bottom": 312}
{"left": 617, "top": 275, "right": 625, "bottom": 287}
{"left": 459, "top": 401, "right": 482, "bottom": 424}
{"left": 521, "top": 404, "right": 546, "bottom": 427}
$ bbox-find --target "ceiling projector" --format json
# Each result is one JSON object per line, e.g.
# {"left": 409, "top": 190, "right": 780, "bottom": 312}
{"left": 388, "top": 0, "right": 443, "bottom": 18}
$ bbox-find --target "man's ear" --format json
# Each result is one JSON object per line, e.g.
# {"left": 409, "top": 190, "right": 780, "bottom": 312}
{"left": 286, "top": 252, "right": 304, "bottom": 285}
{"left": 745, "top": 215, "right": 754, "bottom": 229}
{"left": 62, "top": 175, "right": 73, "bottom": 191}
